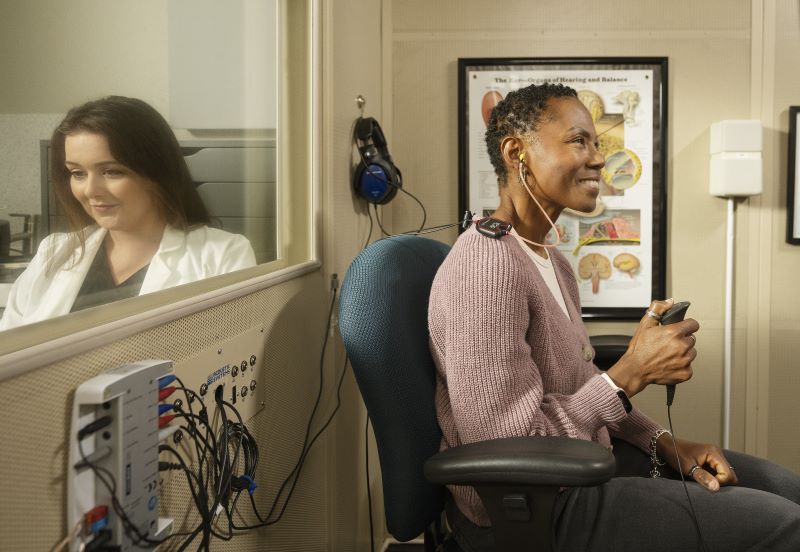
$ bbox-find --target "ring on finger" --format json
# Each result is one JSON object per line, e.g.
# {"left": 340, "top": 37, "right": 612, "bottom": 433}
{"left": 688, "top": 334, "right": 696, "bottom": 345}
{"left": 687, "top": 464, "right": 702, "bottom": 478}
{"left": 646, "top": 309, "right": 663, "bottom": 322}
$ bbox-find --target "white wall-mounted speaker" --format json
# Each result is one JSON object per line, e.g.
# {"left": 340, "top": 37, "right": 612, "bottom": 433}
{"left": 709, "top": 120, "right": 763, "bottom": 197}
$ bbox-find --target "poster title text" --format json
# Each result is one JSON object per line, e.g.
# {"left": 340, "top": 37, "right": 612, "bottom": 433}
{"left": 493, "top": 76, "right": 628, "bottom": 84}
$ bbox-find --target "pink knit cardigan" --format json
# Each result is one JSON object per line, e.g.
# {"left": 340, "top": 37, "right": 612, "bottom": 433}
{"left": 428, "top": 225, "right": 661, "bottom": 526}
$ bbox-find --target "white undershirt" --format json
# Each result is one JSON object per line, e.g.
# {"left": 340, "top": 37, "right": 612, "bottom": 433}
{"left": 510, "top": 229, "right": 570, "bottom": 320}
{"left": 511, "top": 231, "right": 621, "bottom": 393}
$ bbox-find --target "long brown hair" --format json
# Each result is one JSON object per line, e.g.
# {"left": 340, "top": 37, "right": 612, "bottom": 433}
{"left": 48, "top": 96, "right": 211, "bottom": 269}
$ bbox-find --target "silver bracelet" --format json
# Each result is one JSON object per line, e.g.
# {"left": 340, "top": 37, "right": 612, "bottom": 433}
{"left": 649, "top": 429, "right": 671, "bottom": 478}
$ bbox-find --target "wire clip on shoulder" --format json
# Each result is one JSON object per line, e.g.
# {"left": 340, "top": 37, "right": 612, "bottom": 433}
{"left": 476, "top": 217, "right": 513, "bottom": 239}
{"left": 461, "top": 210, "right": 475, "bottom": 229}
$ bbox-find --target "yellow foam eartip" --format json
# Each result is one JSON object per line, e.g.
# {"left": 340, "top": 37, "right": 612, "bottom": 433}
{"left": 519, "top": 152, "right": 526, "bottom": 162}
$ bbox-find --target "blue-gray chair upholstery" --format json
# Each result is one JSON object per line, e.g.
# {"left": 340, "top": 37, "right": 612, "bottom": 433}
{"left": 339, "top": 235, "right": 449, "bottom": 540}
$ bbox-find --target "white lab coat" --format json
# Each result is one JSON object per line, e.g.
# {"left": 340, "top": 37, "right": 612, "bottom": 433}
{"left": 0, "top": 225, "right": 256, "bottom": 331}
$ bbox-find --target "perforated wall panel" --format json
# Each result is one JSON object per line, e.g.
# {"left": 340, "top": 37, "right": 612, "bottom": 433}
{"left": 0, "top": 271, "right": 334, "bottom": 551}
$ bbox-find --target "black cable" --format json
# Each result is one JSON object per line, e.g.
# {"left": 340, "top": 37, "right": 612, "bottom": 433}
{"left": 366, "top": 415, "right": 375, "bottom": 552}
{"left": 368, "top": 210, "right": 476, "bottom": 244}
{"left": 362, "top": 205, "right": 374, "bottom": 250}
{"left": 171, "top": 382, "right": 244, "bottom": 548}
{"left": 215, "top": 392, "right": 231, "bottom": 503}
{"left": 401, "top": 186, "right": 427, "bottom": 234}
{"left": 174, "top": 379, "right": 218, "bottom": 502}
{"left": 167, "top": 402, "right": 243, "bottom": 548}
{"left": 206, "top": 396, "right": 246, "bottom": 544}
{"left": 75, "top": 392, "right": 231, "bottom": 550}
{"left": 229, "top": 282, "right": 340, "bottom": 530}
{"left": 666, "top": 406, "right": 709, "bottom": 552}
{"left": 159, "top": 444, "right": 213, "bottom": 549}
{"left": 410, "top": 221, "right": 464, "bottom": 235}
{"left": 78, "top": 440, "right": 153, "bottom": 547}
{"left": 224, "top": 418, "right": 258, "bottom": 485}
{"left": 171, "top": 389, "right": 222, "bottom": 540}
{"left": 76, "top": 439, "right": 193, "bottom": 549}
{"left": 377, "top": 219, "right": 466, "bottom": 241}
{"left": 232, "top": 352, "right": 350, "bottom": 530}
{"left": 267, "top": 353, "right": 350, "bottom": 525}
{"left": 372, "top": 203, "right": 391, "bottom": 237}
{"left": 263, "top": 285, "right": 338, "bottom": 512}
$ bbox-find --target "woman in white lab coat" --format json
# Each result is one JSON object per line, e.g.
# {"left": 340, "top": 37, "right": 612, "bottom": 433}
{"left": 0, "top": 96, "right": 255, "bottom": 330}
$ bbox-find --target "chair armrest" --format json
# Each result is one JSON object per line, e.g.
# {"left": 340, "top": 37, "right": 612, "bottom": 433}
{"left": 424, "top": 436, "right": 615, "bottom": 488}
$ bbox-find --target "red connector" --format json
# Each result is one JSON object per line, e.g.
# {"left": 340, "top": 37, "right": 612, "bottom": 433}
{"left": 84, "top": 505, "right": 108, "bottom": 535}
{"left": 158, "top": 414, "right": 176, "bottom": 429}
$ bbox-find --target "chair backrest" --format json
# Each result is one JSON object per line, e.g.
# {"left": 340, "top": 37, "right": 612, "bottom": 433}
{"left": 339, "top": 235, "right": 451, "bottom": 541}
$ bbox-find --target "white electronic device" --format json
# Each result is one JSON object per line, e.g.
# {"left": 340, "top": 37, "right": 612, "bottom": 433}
{"left": 709, "top": 119, "right": 763, "bottom": 197}
{"left": 67, "top": 360, "right": 175, "bottom": 551}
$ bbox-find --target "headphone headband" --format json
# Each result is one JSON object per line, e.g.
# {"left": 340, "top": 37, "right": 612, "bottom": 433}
{"left": 355, "top": 117, "right": 388, "bottom": 149}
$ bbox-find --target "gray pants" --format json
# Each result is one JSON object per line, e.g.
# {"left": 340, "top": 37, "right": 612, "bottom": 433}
{"left": 447, "top": 439, "right": 800, "bottom": 552}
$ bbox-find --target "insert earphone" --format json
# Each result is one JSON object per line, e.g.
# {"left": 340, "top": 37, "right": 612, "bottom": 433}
{"left": 352, "top": 117, "right": 402, "bottom": 205}
{"left": 515, "top": 151, "right": 561, "bottom": 249}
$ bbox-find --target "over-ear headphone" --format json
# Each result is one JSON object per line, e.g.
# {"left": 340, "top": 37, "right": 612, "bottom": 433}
{"left": 353, "top": 117, "right": 402, "bottom": 204}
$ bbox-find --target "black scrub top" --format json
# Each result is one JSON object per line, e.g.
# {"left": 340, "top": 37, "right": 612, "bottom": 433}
{"left": 70, "top": 248, "right": 149, "bottom": 313}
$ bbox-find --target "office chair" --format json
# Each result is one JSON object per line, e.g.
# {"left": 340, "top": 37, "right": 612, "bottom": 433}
{"left": 590, "top": 334, "right": 632, "bottom": 371}
{"left": 339, "top": 235, "right": 616, "bottom": 551}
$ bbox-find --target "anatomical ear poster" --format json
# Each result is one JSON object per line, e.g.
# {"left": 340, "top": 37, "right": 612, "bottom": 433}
{"left": 458, "top": 58, "right": 668, "bottom": 320}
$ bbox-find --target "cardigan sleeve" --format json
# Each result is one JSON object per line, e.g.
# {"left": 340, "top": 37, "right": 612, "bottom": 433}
{"left": 606, "top": 408, "right": 663, "bottom": 452}
{"left": 430, "top": 232, "right": 628, "bottom": 445}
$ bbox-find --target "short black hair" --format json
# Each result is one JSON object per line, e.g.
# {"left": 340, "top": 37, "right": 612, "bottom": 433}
{"left": 485, "top": 83, "right": 578, "bottom": 182}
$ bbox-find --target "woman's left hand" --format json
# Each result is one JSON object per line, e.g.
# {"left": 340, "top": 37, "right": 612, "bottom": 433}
{"left": 656, "top": 433, "right": 739, "bottom": 492}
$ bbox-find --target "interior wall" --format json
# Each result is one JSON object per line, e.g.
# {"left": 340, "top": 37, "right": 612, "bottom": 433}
{"left": 0, "top": 272, "right": 335, "bottom": 551}
{"left": 323, "top": 0, "right": 388, "bottom": 550}
{"left": 766, "top": 0, "right": 800, "bottom": 470}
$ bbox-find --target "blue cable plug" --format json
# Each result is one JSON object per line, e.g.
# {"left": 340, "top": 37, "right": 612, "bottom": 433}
{"left": 158, "top": 374, "right": 177, "bottom": 389}
{"left": 240, "top": 475, "right": 258, "bottom": 495}
{"left": 158, "top": 403, "right": 175, "bottom": 415}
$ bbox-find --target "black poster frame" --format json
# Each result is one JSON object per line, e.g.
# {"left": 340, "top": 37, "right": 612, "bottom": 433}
{"left": 458, "top": 57, "right": 668, "bottom": 320}
{"left": 787, "top": 106, "right": 800, "bottom": 245}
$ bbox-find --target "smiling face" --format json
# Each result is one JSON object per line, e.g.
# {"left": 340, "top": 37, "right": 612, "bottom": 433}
{"left": 65, "top": 132, "right": 166, "bottom": 237}
{"left": 523, "top": 96, "right": 606, "bottom": 214}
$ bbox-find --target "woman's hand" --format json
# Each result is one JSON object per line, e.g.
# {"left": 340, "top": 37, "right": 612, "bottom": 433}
{"left": 657, "top": 433, "right": 739, "bottom": 492}
{"left": 605, "top": 298, "right": 700, "bottom": 397}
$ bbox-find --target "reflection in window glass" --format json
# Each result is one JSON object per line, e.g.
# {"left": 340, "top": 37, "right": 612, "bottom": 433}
{"left": 0, "top": 0, "right": 314, "bottom": 336}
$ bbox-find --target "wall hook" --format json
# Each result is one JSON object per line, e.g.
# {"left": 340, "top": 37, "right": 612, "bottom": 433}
{"left": 355, "top": 95, "right": 366, "bottom": 117}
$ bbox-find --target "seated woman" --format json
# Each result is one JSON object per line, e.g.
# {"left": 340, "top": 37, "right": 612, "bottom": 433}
{"left": 429, "top": 83, "right": 800, "bottom": 551}
{"left": 0, "top": 96, "right": 255, "bottom": 330}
